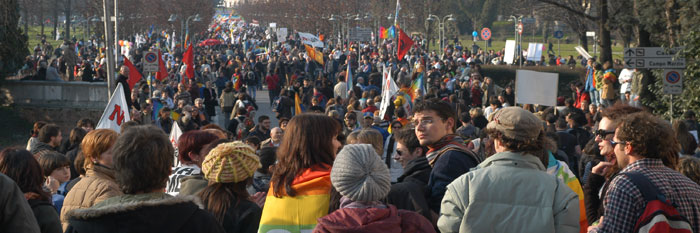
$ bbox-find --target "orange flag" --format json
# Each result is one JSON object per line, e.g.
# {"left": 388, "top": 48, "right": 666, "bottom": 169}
{"left": 304, "top": 44, "right": 324, "bottom": 65}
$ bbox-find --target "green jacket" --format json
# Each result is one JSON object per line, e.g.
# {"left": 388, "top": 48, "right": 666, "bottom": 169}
{"left": 437, "top": 151, "right": 580, "bottom": 233}
{"left": 594, "top": 70, "right": 604, "bottom": 90}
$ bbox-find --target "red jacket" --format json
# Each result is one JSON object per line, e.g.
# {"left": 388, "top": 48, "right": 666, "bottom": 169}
{"left": 575, "top": 90, "right": 590, "bottom": 109}
{"left": 313, "top": 205, "right": 435, "bottom": 233}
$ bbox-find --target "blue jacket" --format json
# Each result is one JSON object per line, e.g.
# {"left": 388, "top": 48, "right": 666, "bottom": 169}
{"left": 428, "top": 150, "right": 479, "bottom": 213}
{"left": 584, "top": 66, "right": 595, "bottom": 92}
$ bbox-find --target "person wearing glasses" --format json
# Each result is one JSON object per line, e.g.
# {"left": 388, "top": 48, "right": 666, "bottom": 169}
{"left": 588, "top": 112, "right": 700, "bottom": 233}
{"left": 386, "top": 127, "right": 433, "bottom": 222}
{"left": 582, "top": 104, "right": 642, "bottom": 225}
{"left": 413, "top": 99, "right": 482, "bottom": 215}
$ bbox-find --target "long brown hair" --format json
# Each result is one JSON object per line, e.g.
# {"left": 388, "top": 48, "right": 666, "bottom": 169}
{"left": 198, "top": 179, "right": 251, "bottom": 224}
{"left": 0, "top": 148, "right": 51, "bottom": 201}
{"left": 271, "top": 114, "right": 341, "bottom": 197}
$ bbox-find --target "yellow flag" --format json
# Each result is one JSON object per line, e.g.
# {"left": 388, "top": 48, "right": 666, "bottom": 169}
{"left": 304, "top": 45, "right": 324, "bottom": 65}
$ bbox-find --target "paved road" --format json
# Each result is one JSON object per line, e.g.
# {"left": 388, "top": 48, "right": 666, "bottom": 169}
{"left": 212, "top": 89, "right": 278, "bottom": 129}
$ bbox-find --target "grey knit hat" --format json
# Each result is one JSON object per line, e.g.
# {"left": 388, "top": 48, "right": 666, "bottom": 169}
{"left": 331, "top": 144, "right": 391, "bottom": 202}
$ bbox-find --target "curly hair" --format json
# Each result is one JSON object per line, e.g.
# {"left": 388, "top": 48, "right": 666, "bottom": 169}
{"left": 616, "top": 112, "right": 680, "bottom": 169}
{"left": 678, "top": 156, "right": 700, "bottom": 185}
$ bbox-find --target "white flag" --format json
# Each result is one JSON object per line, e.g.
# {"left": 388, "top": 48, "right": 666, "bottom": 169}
{"left": 379, "top": 65, "right": 399, "bottom": 119}
{"left": 96, "top": 83, "right": 131, "bottom": 133}
{"left": 298, "top": 32, "right": 324, "bottom": 48}
{"left": 382, "top": 65, "right": 399, "bottom": 96}
{"left": 169, "top": 123, "right": 183, "bottom": 167}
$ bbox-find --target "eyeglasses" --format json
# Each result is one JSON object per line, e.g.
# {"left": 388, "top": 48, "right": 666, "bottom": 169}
{"left": 412, "top": 119, "right": 434, "bottom": 127}
{"left": 609, "top": 139, "right": 627, "bottom": 147}
{"left": 595, "top": 129, "right": 615, "bottom": 138}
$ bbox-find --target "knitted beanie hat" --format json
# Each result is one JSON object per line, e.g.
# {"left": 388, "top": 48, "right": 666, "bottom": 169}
{"left": 201, "top": 141, "right": 261, "bottom": 183}
{"left": 331, "top": 144, "right": 391, "bottom": 202}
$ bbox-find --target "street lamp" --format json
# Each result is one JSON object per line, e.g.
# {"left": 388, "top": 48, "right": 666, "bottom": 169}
{"left": 508, "top": 15, "right": 524, "bottom": 67}
{"left": 329, "top": 14, "right": 360, "bottom": 48}
{"left": 184, "top": 14, "right": 201, "bottom": 46}
{"left": 426, "top": 14, "right": 455, "bottom": 53}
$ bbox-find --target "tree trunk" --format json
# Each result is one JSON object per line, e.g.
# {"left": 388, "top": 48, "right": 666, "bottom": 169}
{"left": 598, "top": 0, "right": 612, "bottom": 63}
{"left": 579, "top": 32, "right": 588, "bottom": 52}
{"left": 64, "top": 0, "right": 71, "bottom": 40}
{"left": 40, "top": 0, "right": 44, "bottom": 36}
{"left": 23, "top": 5, "right": 29, "bottom": 36}
{"left": 52, "top": 0, "right": 58, "bottom": 39}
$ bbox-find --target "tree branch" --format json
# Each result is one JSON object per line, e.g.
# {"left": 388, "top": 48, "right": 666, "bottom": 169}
{"left": 536, "top": 0, "right": 598, "bottom": 21}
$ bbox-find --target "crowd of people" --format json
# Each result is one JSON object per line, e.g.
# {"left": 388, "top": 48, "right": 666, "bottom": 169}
{"left": 3, "top": 17, "right": 700, "bottom": 233}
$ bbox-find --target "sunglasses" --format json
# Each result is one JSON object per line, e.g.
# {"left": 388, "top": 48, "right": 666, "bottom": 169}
{"left": 595, "top": 129, "right": 615, "bottom": 138}
{"left": 609, "top": 139, "right": 627, "bottom": 147}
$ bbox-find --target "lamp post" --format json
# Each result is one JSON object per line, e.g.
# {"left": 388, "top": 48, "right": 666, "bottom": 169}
{"left": 185, "top": 14, "right": 202, "bottom": 46}
{"left": 329, "top": 14, "right": 360, "bottom": 49}
{"left": 426, "top": 14, "right": 455, "bottom": 53}
{"left": 509, "top": 15, "right": 524, "bottom": 67}
{"left": 86, "top": 16, "right": 99, "bottom": 40}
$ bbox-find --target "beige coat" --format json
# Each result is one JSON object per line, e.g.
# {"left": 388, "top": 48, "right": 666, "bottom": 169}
{"left": 60, "top": 165, "right": 122, "bottom": 231}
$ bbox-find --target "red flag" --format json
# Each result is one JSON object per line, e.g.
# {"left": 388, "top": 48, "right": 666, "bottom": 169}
{"left": 122, "top": 56, "right": 142, "bottom": 90}
{"left": 182, "top": 44, "right": 194, "bottom": 80}
{"left": 397, "top": 27, "right": 414, "bottom": 61}
{"left": 156, "top": 50, "right": 168, "bottom": 81}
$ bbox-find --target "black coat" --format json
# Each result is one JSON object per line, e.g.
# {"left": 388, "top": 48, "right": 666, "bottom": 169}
{"left": 65, "top": 195, "right": 225, "bottom": 233}
{"left": 202, "top": 87, "right": 217, "bottom": 117}
{"left": 386, "top": 156, "right": 432, "bottom": 221}
{"left": 116, "top": 74, "right": 132, "bottom": 109}
{"left": 220, "top": 198, "right": 262, "bottom": 233}
{"left": 28, "top": 199, "right": 62, "bottom": 233}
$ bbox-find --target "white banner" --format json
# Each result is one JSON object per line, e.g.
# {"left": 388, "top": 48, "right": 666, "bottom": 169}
{"left": 169, "top": 123, "right": 183, "bottom": 167}
{"left": 298, "top": 32, "right": 324, "bottom": 48}
{"left": 526, "top": 43, "right": 543, "bottom": 61}
{"left": 515, "top": 70, "right": 558, "bottom": 106}
{"left": 575, "top": 46, "right": 592, "bottom": 60}
{"left": 277, "top": 28, "right": 288, "bottom": 43}
{"left": 504, "top": 40, "right": 516, "bottom": 65}
{"left": 96, "top": 83, "right": 131, "bottom": 133}
{"left": 379, "top": 66, "right": 399, "bottom": 119}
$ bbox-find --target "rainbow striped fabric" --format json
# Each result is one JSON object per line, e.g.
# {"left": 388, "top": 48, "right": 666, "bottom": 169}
{"left": 547, "top": 153, "right": 588, "bottom": 233}
{"left": 407, "top": 72, "right": 425, "bottom": 103}
{"left": 258, "top": 166, "right": 332, "bottom": 233}
{"left": 379, "top": 26, "right": 395, "bottom": 39}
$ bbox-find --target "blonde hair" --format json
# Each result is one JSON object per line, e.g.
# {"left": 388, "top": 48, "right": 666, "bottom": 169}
{"left": 80, "top": 129, "right": 118, "bottom": 169}
{"left": 347, "top": 129, "right": 383, "bottom": 156}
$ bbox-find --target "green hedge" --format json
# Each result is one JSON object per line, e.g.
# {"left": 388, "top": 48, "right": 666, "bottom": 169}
{"left": 480, "top": 65, "right": 586, "bottom": 98}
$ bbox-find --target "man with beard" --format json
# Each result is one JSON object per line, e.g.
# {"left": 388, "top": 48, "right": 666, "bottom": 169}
{"left": 248, "top": 115, "right": 271, "bottom": 141}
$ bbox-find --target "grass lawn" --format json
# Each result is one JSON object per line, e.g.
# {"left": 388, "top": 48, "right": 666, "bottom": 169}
{"left": 25, "top": 25, "right": 88, "bottom": 53}
{"left": 426, "top": 35, "right": 626, "bottom": 61}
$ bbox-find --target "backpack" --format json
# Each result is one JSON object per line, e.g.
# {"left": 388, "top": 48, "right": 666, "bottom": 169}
{"left": 623, "top": 171, "right": 693, "bottom": 233}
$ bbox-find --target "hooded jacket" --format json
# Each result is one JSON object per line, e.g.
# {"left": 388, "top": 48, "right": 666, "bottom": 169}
{"left": 438, "top": 151, "right": 580, "bottom": 233}
{"left": 314, "top": 204, "right": 435, "bottom": 233}
{"left": 60, "top": 164, "right": 122, "bottom": 230}
{"left": 386, "top": 157, "right": 432, "bottom": 220}
{"left": 64, "top": 193, "right": 224, "bottom": 233}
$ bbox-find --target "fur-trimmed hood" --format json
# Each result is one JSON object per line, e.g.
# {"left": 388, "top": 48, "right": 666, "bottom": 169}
{"left": 64, "top": 193, "right": 224, "bottom": 233}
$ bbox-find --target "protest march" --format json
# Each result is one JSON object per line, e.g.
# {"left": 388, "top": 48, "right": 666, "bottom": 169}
{"left": 3, "top": 1, "right": 700, "bottom": 233}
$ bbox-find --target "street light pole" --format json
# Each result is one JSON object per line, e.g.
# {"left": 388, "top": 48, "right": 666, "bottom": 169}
{"left": 426, "top": 14, "right": 454, "bottom": 54}
{"left": 102, "top": 0, "right": 115, "bottom": 97}
{"left": 114, "top": 0, "right": 119, "bottom": 63}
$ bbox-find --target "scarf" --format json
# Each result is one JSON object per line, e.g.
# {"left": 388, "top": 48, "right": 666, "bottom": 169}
{"left": 426, "top": 134, "right": 473, "bottom": 166}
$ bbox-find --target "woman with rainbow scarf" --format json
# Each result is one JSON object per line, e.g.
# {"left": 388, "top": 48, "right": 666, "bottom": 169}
{"left": 258, "top": 114, "right": 343, "bottom": 233}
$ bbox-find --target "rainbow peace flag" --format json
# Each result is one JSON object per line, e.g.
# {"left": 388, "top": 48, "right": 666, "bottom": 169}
{"left": 408, "top": 72, "right": 425, "bottom": 103}
{"left": 258, "top": 167, "right": 332, "bottom": 233}
{"left": 547, "top": 153, "right": 588, "bottom": 233}
{"left": 379, "top": 26, "right": 395, "bottom": 39}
